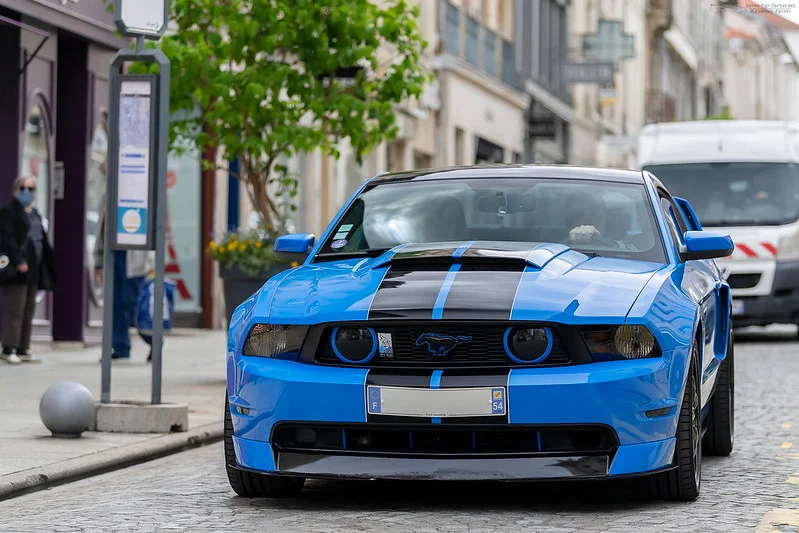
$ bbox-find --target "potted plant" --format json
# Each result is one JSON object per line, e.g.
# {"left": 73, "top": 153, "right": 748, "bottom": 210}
{"left": 207, "top": 229, "right": 299, "bottom": 323}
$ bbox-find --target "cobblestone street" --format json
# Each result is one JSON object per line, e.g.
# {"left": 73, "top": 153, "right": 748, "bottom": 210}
{"left": 2, "top": 329, "right": 799, "bottom": 532}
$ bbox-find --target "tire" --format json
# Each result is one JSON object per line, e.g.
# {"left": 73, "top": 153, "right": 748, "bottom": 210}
{"left": 704, "top": 330, "right": 734, "bottom": 456}
{"left": 224, "top": 396, "right": 305, "bottom": 498}
{"left": 642, "top": 345, "right": 702, "bottom": 501}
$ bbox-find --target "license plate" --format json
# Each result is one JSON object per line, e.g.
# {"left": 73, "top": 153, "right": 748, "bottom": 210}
{"left": 366, "top": 386, "right": 507, "bottom": 417}
{"left": 732, "top": 299, "right": 744, "bottom": 316}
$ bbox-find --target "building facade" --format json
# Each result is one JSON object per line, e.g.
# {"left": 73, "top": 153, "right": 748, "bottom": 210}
{"left": 722, "top": 5, "right": 799, "bottom": 121}
{"left": 0, "top": 0, "right": 212, "bottom": 342}
{"left": 516, "top": 0, "right": 575, "bottom": 164}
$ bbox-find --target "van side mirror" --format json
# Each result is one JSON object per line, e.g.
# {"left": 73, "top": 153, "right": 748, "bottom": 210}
{"left": 680, "top": 231, "right": 734, "bottom": 261}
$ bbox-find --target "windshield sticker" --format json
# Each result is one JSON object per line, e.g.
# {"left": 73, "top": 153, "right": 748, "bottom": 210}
{"left": 333, "top": 232, "right": 349, "bottom": 240}
{"left": 338, "top": 224, "right": 353, "bottom": 232}
{"left": 331, "top": 239, "right": 347, "bottom": 249}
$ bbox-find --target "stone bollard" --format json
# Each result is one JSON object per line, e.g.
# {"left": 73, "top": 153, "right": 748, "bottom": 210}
{"left": 39, "top": 382, "right": 96, "bottom": 438}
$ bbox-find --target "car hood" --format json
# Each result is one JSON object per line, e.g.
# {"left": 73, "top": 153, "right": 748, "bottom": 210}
{"left": 266, "top": 242, "right": 664, "bottom": 325}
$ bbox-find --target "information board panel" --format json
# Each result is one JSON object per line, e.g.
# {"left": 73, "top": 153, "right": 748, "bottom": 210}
{"left": 113, "top": 75, "right": 157, "bottom": 250}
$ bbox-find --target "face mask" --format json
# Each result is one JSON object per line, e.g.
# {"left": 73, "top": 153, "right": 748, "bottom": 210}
{"left": 16, "top": 189, "right": 34, "bottom": 207}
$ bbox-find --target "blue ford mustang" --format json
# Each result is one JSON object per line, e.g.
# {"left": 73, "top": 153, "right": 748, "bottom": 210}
{"left": 224, "top": 166, "right": 735, "bottom": 501}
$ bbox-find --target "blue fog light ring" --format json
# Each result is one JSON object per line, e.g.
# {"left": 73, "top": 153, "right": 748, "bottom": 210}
{"left": 503, "top": 326, "right": 553, "bottom": 364}
{"left": 331, "top": 326, "right": 378, "bottom": 364}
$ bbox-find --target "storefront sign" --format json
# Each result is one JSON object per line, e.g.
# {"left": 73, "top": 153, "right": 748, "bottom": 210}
{"left": 563, "top": 62, "right": 615, "bottom": 84}
{"left": 115, "top": 0, "right": 168, "bottom": 39}
{"left": 114, "top": 76, "right": 157, "bottom": 249}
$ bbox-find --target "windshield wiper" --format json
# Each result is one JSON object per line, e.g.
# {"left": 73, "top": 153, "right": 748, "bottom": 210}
{"left": 314, "top": 248, "right": 390, "bottom": 261}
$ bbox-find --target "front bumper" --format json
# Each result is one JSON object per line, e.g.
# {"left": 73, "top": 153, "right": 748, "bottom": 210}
{"left": 733, "top": 259, "right": 799, "bottom": 327}
{"left": 227, "top": 352, "right": 686, "bottom": 480}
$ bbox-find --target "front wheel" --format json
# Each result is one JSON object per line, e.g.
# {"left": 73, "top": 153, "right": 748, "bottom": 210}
{"left": 642, "top": 346, "right": 702, "bottom": 501}
{"left": 704, "top": 330, "right": 734, "bottom": 456}
{"left": 224, "top": 396, "right": 305, "bottom": 498}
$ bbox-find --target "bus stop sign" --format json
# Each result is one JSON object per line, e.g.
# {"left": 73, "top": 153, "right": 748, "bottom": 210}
{"left": 115, "top": 0, "right": 168, "bottom": 40}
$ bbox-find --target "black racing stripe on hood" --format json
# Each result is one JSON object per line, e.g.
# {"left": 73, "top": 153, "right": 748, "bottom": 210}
{"left": 440, "top": 266, "right": 525, "bottom": 321}
{"left": 368, "top": 266, "right": 450, "bottom": 320}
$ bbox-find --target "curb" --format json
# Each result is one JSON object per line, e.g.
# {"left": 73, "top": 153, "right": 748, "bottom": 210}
{"left": 0, "top": 421, "right": 223, "bottom": 501}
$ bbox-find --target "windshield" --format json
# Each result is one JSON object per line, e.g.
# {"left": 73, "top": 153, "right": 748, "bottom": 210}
{"left": 317, "top": 178, "right": 666, "bottom": 263}
{"left": 644, "top": 163, "right": 799, "bottom": 227}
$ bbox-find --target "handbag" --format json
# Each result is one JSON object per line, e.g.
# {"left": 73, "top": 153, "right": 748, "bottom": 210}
{"left": 0, "top": 254, "right": 16, "bottom": 283}
{"left": 0, "top": 232, "right": 28, "bottom": 284}
{"left": 134, "top": 275, "right": 176, "bottom": 336}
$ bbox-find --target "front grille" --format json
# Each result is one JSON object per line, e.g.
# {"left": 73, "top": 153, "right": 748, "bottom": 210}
{"left": 314, "top": 324, "right": 571, "bottom": 367}
{"left": 272, "top": 423, "right": 617, "bottom": 457}
{"left": 728, "top": 273, "right": 761, "bottom": 289}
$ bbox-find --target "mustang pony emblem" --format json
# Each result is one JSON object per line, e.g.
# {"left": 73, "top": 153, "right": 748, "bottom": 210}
{"left": 415, "top": 333, "right": 473, "bottom": 356}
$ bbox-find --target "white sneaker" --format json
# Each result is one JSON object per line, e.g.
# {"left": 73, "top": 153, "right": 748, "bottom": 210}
{"left": 18, "top": 352, "right": 41, "bottom": 364}
{"left": 0, "top": 353, "right": 21, "bottom": 364}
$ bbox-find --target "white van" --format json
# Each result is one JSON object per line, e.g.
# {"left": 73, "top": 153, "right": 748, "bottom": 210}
{"left": 638, "top": 120, "right": 799, "bottom": 330}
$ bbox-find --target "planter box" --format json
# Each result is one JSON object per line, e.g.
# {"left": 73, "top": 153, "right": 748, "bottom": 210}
{"left": 220, "top": 264, "right": 291, "bottom": 325}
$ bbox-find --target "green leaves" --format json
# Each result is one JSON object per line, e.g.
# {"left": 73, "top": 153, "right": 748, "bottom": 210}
{"left": 155, "top": 0, "right": 427, "bottom": 230}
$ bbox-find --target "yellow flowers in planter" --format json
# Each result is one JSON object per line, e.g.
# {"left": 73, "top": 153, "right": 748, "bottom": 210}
{"left": 206, "top": 231, "right": 284, "bottom": 277}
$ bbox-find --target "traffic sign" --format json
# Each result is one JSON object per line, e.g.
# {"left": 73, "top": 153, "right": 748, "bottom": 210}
{"left": 115, "top": 0, "right": 168, "bottom": 40}
{"left": 563, "top": 62, "right": 615, "bottom": 84}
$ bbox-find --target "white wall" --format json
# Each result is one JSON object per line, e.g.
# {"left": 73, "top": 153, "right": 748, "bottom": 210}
{"left": 439, "top": 67, "right": 526, "bottom": 165}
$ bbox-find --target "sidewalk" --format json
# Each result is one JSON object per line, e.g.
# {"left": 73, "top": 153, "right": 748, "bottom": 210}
{"left": 0, "top": 328, "right": 227, "bottom": 497}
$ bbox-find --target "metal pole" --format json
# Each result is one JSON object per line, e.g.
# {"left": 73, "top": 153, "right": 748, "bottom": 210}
{"left": 151, "top": 56, "right": 170, "bottom": 405}
{"left": 101, "top": 67, "right": 122, "bottom": 404}
{"left": 103, "top": 48, "right": 171, "bottom": 405}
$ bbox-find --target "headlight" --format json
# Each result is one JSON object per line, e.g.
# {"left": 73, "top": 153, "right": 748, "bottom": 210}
{"left": 504, "top": 327, "right": 552, "bottom": 363}
{"left": 331, "top": 327, "right": 377, "bottom": 364}
{"left": 778, "top": 229, "right": 799, "bottom": 260}
{"left": 581, "top": 325, "right": 660, "bottom": 360}
{"left": 242, "top": 325, "right": 308, "bottom": 360}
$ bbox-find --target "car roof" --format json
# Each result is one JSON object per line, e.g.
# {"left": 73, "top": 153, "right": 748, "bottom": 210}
{"left": 369, "top": 164, "right": 646, "bottom": 185}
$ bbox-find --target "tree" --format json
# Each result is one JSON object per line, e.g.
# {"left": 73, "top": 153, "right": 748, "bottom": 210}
{"left": 153, "top": 0, "right": 428, "bottom": 237}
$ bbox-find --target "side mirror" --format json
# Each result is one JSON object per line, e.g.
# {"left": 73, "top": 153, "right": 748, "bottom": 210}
{"left": 274, "top": 233, "right": 315, "bottom": 263}
{"left": 680, "top": 231, "right": 734, "bottom": 261}
{"left": 673, "top": 197, "right": 702, "bottom": 231}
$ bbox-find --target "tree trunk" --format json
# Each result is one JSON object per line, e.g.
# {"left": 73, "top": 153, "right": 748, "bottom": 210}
{"left": 246, "top": 160, "right": 277, "bottom": 238}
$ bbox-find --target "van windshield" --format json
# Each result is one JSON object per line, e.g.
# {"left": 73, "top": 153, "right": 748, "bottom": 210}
{"left": 644, "top": 162, "right": 799, "bottom": 227}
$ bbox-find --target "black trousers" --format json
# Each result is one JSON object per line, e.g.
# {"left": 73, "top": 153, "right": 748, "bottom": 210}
{"left": 1, "top": 282, "right": 38, "bottom": 352}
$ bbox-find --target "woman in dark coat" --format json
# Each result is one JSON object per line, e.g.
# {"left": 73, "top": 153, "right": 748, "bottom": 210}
{"left": 0, "top": 175, "right": 57, "bottom": 364}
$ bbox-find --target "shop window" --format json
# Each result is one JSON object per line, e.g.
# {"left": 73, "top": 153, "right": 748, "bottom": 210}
{"left": 166, "top": 137, "right": 202, "bottom": 314}
{"left": 413, "top": 151, "right": 433, "bottom": 170}
{"left": 21, "top": 102, "right": 51, "bottom": 219}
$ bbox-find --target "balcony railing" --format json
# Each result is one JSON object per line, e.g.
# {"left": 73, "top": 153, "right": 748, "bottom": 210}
{"left": 438, "top": 0, "right": 523, "bottom": 92}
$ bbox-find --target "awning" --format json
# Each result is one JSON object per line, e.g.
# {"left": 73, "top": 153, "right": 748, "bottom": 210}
{"left": 524, "top": 79, "right": 576, "bottom": 124}
{"left": 664, "top": 27, "right": 698, "bottom": 71}
{"left": 0, "top": 14, "right": 51, "bottom": 76}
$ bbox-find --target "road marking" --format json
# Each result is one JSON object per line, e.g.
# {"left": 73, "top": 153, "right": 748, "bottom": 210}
{"left": 783, "top": 442, "right": 794, "bottom": 449}
{"left": 756, "top": 509, "right": 799, "bottom": 532}
{"left": 784, "top": 423, "right": 793, "bottom": 429}
{"left": 788, "top": 475, "right": 799, "bottom": 485}
{"left": 777, "top": 453, "right": 799, "bottom": 459}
